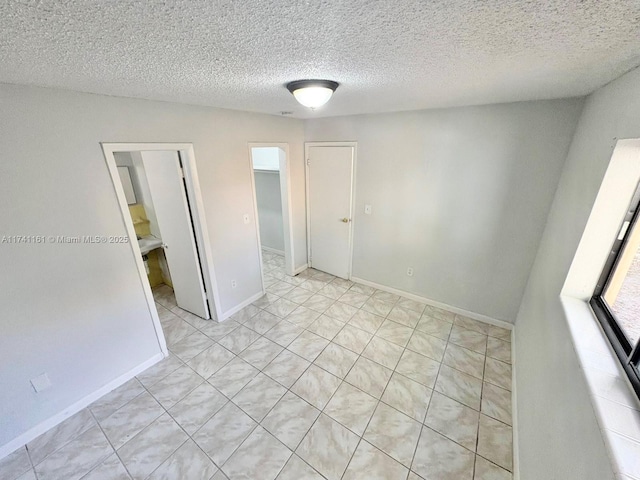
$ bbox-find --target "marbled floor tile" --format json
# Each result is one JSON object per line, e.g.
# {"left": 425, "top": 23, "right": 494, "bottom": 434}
{"left": 324, "top": 301, "right": 359, "bottom": 323}
{"left": 252, "top": 293, "right": 280, "bottom": 308}
{"left": 168, "top": 382, "right": 228, "bottom": 435}
{"left": 291, "top": 365, "right": 342, "bottom": 409}
{"left": 239, "top": 336, "right": 284, "bottom": 369}
{"left": 15, "top": 468, "right": 36, "bottom": 480}
{"left": 100, "top": 391, "right": 164, "bottom": 450}
{"left": 117, "top": 414, "right": 188, "bottom": 480}
{"left": 171, "top": 306, "right": 210, "bottom": 330}
{"left": 287, "top": 331, "right": 330, "bottom": 361}
{"left": 264, "top": 320, "right": 304, "bottom": 347}
{"left": 263, "top": 349, "right": 311, "bottom": 388}
{"left": 381, "top": 373, "right": 432, "bottom": 422}
{"left": 424, "top": 392, "right": 480, "bottom": 451}
{"left": 245, "top": 310, "right": 282, "bottom": 335}
{"left": 282, "top": 274, "right": 307, "bottom": 287}
{"left": 397, "top": 297, "right": 426, "bottom": 314}
{"left": 477, "top": 415, "right": 513, "bottom": 472}
{"left": 303, "top": 294, "right": 335, "bottom": 313}
{"left": 406, "top": 330, "right": 447, "bottom": 362}
{"left": 314, "top": 342, "right": 358, "bottom": 378}
{"left": 343, "top": 440, "right": 409, "bottom": 480}
{"left": 0, "top": 446, "right": 32, "bottom": 480}
{"left": 265, "top": 298, "right": 299, "bottom": 318}
{"left": 232, "top": 373, "right": 287, "bottom": 421}
{"left": 192, "top": 402, "right": 257, "bottom": 466}
{"left": 454, "top": 315, "right": 491, "bottom": 335}
{"left": 228, "top": 304, "right": 261, "bottom": 324}
{"left": 362, "top": 336, "right": 404, "bottom": 369}
{"left": 395, "top": 350, "right": 441, "bottom": 388}
{"left": 348, "top": 310, "right": 385, "bottom": 334}
{"left": 222, "top": 426, "right": 292, "bottom": 480}
{"left": 331, "top": 277, "right": 354, "bottom": 289}
{"left": 323, "top": 382, "right": 378, "bottom": 436}
{"left": 148, "top": 365, "right": 204, "bottom": 409}
{"left": 187, "top": 343, "right": 235, "bottom": 379}
{"left": 487, "top": 325, "right": 512, "bottom": 343}
{"left": 487, "top": 337, "right": 511, "bottom": 364}
{"left": 208, "top": 357, "right": 260, "bottom": 398}
{"left": 198, "top": 319, "right": 240, "bottom": 342}
{"left": 481, "top": 382, "right": 512, "bottom": 425}
{"left": 285, "top": 306, "right": 322, "bottom": 328}
{"left": 217, "top": 325, "right": 260, "bottom": 354}
{"left": 28, "top": 408, "right": 96, "bottom": 465}
{"left": 387, "top": 306, "right": 421, "bottom": 328}
{"left": 349, "top": 283, "right": 375, "bottom": 296}
{"left": 372, "top": 290, "right": 400, "bottom": 304}
{"left": 338, "top": 291, "right": 369, "bottom": 308}
{"left": 299, "top": 278, "right": 327, "bottom": 293}
{"left": 474, "top": 455, "right": 512, "bottom": 480}
{"left": 376, "top": 319, "right": 413, "bottom": 347}
{"left": 261, "top": 392, "right": 321, "bottom": 450}
{"left": 296, "top": 414, "right": 359, "bottom": 480}
{"left": 412, "top": 427, "right": 475, "bottom": 480}
{"left": 449, "top": 326, "right": 488, "bottom": 355}
{"left": 276, "top": 455, "right": 324, "bottom": 480}
{"left": 345, "top": 357, "right": 393, "bottom": 398}
{"left": 161, "top": 316, "right": 197, "bottom": 347}
{"left": 362, "top": 297, "right": 395, "bottom": 317}
{"left": 307, "top": 315, "right": 344, "bottom": 340}
{"left": 312, "top": 271, "right": 335, "bottom": 282}
{"left": 484, "top": 358, "right": 512, "bottom": 391}
{"left": 147, "top": 439, "right": 217, "bottom": 480}
{"left": 416, "top": 315, "right": 453, "bottom": 340}
{"left": 169, "top": 331, "right": 214, "bottom": 362}
{"left": 89, "top": 378, "right": 145, "bottom": 422}
{"left": 318, "top": 283, "right": 348, "bottom": 300}
{"left": 81, "top": 453, "right": 130, "bottom": 480}
{"left": 136, "top": 354, "right": 184, "bottom": 389}
{"left": 422, "top": 305, "right": 455, "bottom": 323}
{"left": 364, "top": 403, "right": 422, "bottom": 467}
{"left": 434, "top": 365, "right": 483, "bottom": 411}
{"left": 442, "top": 343, "right": 485, "bottom": 380}
{"left": 267, "top": 280, "right": 295, "bottom": 297}
{"left": 35, "top": 425, "right": 112, "bottom": 480}
{"left": 333, "top": 324, "right": 373, "bottom": 354}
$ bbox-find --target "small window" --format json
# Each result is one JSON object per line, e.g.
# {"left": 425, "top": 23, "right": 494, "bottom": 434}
{"left": 591, "top": 182, "right": 640, "bottom": 398}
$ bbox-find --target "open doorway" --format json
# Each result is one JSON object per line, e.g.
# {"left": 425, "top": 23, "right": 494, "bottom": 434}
{"left": 249, "top": 143, "right": 295, "bottom": 285}
{"left": 102, "top": 143, "right": 222, "bottom": 352}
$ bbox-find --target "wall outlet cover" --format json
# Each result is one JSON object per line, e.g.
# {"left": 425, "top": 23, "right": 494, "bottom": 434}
{"left": 407, "top": 267, "right": 414, "bottom": 277}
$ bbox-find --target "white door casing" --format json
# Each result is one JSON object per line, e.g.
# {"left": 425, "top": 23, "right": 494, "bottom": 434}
{"left": 306, "top": 144, "right": 355, "bottom": 279}
{"left": 141, "top": 150, "right": 210, "bottom": 318}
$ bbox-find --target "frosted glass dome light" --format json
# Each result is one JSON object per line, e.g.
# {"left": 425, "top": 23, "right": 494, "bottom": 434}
{"left": 286, "top": 80, "right": 339, "bottom": 109}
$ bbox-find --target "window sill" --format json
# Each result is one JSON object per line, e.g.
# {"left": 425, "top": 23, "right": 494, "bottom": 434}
{"left": 561, "top": 296, "right": 640, "bottom": 480}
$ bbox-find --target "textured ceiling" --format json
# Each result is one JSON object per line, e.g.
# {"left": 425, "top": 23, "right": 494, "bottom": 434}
{"left": 1, "top": 1, "right": 640, "bottom": 118}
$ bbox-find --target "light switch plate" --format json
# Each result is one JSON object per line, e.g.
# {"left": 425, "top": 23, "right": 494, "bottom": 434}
{"left": 364, "top": 205, "right": 372, "bottom": 215}
{"left": 31, "top": 373, "right": 52, "bottom": 393}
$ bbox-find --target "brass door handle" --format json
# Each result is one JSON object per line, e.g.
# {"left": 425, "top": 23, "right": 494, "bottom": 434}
{"left": 340, "top": 218, "right": 350, "bottom": 223}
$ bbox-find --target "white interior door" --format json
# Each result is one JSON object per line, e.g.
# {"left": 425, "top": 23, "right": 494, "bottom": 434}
{"left": 141, "top": 151, "right": 210, "bottom": 319}
{"left": 307, "top": 145, "right": 354, "bottom": 279}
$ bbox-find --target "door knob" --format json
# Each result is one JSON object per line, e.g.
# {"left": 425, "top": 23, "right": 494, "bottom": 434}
{"left": 340, "top": 218, "right": 350, "bottom": 223}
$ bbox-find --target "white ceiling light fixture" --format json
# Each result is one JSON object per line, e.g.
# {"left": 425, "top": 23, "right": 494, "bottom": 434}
{"left": 286, "top": 80, "right": 339, "bottom": 109}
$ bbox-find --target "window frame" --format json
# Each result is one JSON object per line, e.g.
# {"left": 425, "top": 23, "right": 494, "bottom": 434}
{"left": 590, "top": 182, "right": 640, "bottom": 399}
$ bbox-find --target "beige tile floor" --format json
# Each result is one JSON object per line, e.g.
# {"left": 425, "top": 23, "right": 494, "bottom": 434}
{"left": 1, "top": 250, "right": 514, "bottom": 480}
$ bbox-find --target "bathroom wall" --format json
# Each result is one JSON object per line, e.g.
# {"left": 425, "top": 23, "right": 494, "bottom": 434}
{"left": 254, "top": 170, "right": 285, "bottom": 253}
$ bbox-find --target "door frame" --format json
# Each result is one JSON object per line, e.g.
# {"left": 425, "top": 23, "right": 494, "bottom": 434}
{"left": 248, "top": 143, "right": 296, "bottom": 287}
{"left": 304, "top": 142, "right": 358, "bottom": 279}
{"left": 101, "top": 143, "right": 224, "bottom": 354}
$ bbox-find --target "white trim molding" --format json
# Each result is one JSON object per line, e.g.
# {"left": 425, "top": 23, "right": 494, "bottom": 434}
{"left": 220, "top": 290, "right": 265, "bottom": 322}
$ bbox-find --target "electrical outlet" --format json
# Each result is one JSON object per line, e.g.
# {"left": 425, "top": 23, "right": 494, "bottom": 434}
{"left": 243, "top": 214, "right": 250, "bottom": 224}
{"left": 31, "top": 373, "right": 52, "bottom": 393}
{"left": 406, "top": 267, "right": 414, "bottom": 277}
{"left": 231, "top": 280, "right": 237, "bottom": 288}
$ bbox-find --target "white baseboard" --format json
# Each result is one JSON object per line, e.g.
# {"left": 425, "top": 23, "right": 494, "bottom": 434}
{"left": 293, "top": 263, "right": 309, "bottom": 275}
{"left": 511, "top": 330, "right": 520, "bottom": 480}
{"left": 0, "top": 352, "right": 164, "bottom": 461}
{"left": 261, "top": 246, "right": 284, "bottom": 256}
{"left": 350, "top": 276, "right": 514, "bottom": 330}
{"left": 220, "top": 290, "right": 265, "bottom": 321}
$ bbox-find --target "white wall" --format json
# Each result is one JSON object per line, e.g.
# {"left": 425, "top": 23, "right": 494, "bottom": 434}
{"left": 0, "top": 83, "right": 304, "bottom": 451}
{"left": 514, "top": 66, "right": 640, "bottom": 480}
{"left": 305, "top": 99, "right": 583, "bottom": 322}
{"left": 254, "top": 171, "right": 285, "bottom": 252}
